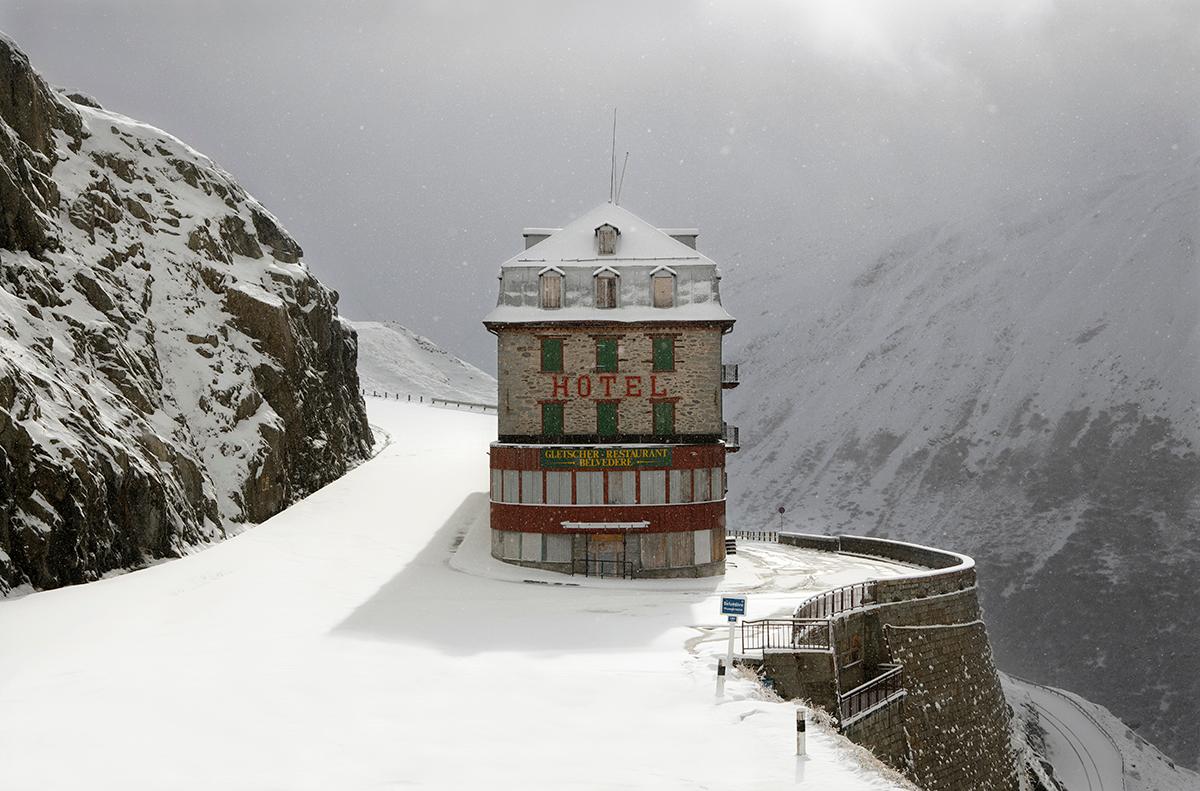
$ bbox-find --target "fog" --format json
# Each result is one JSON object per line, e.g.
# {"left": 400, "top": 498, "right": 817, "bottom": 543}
{"left": 2, "top": 0, "right": 1196, "bottom": 369}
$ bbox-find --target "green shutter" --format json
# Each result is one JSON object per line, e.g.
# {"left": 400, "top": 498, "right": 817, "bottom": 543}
{"left": 596, "top": 338, "right": 617, "bottom": 372}
{"left": 542, "top": 402, "right": 564, "bottom": 436}
{"left": 541, "top": 338, "right": 562, "bottom": 372}
{"left": 652, "top": 337, "right": 674, "bottom": 371}
{"left": 597, "top": 402, "right": 618, "bottom": 437}
{"left": 653, "top": 402, "right": 674, "bottom": 435}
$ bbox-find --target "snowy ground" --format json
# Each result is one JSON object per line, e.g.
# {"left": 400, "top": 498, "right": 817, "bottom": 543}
{"left": 0, "top": 401, "right": 917, "bottom": 790}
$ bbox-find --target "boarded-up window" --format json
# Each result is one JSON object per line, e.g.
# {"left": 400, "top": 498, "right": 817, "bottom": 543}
{"left": 652, "top": 402, "right": 674, "bottom": 436}
{"left": 641, "top": 470, "right": 666, "bottom": 504}
{"left": 520, "top": 533, "right": 542, "bottom": 562}
{"left": 546, "top": 471, "right": 572, "bottom": 504}
{"left": 668, "top": 469, "right": 691, "bottom": 503}
{"left": 502, "top": 531, "right": 521, "bottom": 560}
{"left": 490, "top": 469, "right": 502, "bottom": 501}
{"left": 520, "top": 471, "right": 543, "bottom": 504}
{"left": 694, "top": 529, "right": 712, "bottom": 565}
{"left": 540, "top": 338, "right": 563, "bottom": 372}
{"left": 693, "top": 468, "right": 711, "bottom": 502}
{"left": 576, "top": 471, "right": 604, "bottom": 504}
{"left": 667, "top": 531, "right": 694, "bottom": 567}
{"left": 545, "top": 534, "right": 572, "bottom": 563}
{"left": 595, "top": 276, "right": 618, "bottom": 308}
{"left": 607, "top": 470, "right": 636, "bottom": 504}
{"left": 641, "top": 533, "right": 668, "bottom": 569}
{"left": 502, "top": 470, "right": 519, "bottom": 503}
{"left": 540, "top": 273, "right": 562, "bottom": 309}
{"left": 596, "top": 224, "right": 619, "bottom": 255}
{"left": 652, "top": 337, "right": 675, "bottom": 371}
{"left": 542, "top": 402, "right": 564, "bottom": 436}
{"left": 652, "top": 275, "right": 674, "bottom": 308}
{"left": 596, "top": 402, "right": 618, "bottom": 437}
{"left": 711, "top": 467, "right": 724, "bottom": 500}
{"left": 596, "top": 338, "right": 618, "bottom": 372}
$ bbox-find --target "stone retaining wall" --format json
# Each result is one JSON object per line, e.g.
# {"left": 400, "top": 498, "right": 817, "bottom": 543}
{"left": 760, "top": 533, "right": 1018, "bottom": 791}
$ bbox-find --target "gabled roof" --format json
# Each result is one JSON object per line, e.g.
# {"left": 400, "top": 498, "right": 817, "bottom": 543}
{"left": 503, "top": 203, "right": 713, "bottom": 267}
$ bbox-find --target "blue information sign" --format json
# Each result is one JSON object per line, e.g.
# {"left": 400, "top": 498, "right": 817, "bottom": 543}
{"left": 721, "top": 596, "right": 746, "bottom": 616}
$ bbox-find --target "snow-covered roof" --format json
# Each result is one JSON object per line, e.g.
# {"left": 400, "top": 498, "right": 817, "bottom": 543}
{"left": 503, "top": 203, "right": 714, "bottom": 268}
{"left": 486, "top": 203, "right": 734, "bottom": 327}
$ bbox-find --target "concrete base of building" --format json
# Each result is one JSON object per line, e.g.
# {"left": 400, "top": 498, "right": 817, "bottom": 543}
{"left": 490, "top": 528, "right": 726, "bottom": 579}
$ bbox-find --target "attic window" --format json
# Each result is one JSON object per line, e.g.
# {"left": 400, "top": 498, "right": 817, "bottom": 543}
{"left": 652, "top": 274, "right": 675, "bottom": 308}
{"left": 595, "top": 223, "right": 620, "bottom": 256}
{"left": 540, "top": 271, "right": 562, "bottom": 309}
{"left": 595, "top": 273, "right": 618, "bottom": 309}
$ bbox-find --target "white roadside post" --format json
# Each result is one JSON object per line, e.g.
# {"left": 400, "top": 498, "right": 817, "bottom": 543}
{"left": 716, "top": 596, "right": 746, "bottom": 698}
{"left": 796, "top": 706, "right": 807, "bottom": 756}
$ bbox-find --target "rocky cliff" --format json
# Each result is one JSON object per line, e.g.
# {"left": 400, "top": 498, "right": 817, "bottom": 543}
{"left": 0, "top": 34, "right": 372, "bottom": 594}
{"left": 727, "top": 158, "right": 1200, "bottom": 767}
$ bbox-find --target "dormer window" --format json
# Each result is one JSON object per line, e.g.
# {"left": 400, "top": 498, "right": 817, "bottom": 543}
{"left": 595, "top": 223, "right": 620, "bottom": 256}
{"left": 651, "top": 265, "right": 676, "bottom": 308}
{"left": 539, "top": 267, "right": 563, "bottom": 309}
{"left": 593, "top": 265, "right": 619, "bottom": 309}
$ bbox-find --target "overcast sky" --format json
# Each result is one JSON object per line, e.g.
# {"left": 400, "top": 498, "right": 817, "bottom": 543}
{"left": 2, "top": 0, "right": 1196, "bottom": 370}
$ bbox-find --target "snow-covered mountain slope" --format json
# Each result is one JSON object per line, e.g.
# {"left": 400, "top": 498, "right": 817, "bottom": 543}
{"left": 726, "top": 157, "right": 1200, "bottom": 768}
{"left": 1004, "top": 674, "right": 1199, "bottom": 791}
{"left": 0, "top": 400, "right": 914, "bottom": 791}
{"left": 352, "top": 320, "right": 495, "bottom": 403}
{"left": 0, "top": 34, "right": 372, "bottom": 595}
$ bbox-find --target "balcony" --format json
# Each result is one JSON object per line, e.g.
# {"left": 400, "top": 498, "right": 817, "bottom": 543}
{"left": 721, "top": 363, "right": 740, "bottom": 388}
{"left": 723, "top": 422, "right": 740, "bottom": 452}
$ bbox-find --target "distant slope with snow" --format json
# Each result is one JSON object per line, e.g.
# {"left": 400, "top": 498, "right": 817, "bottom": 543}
{"left": 1005, "top": 674, "right": 1199, "bottom": 791}
{"left": 726, "top": 157, "right": 1200, "bottom": 768}
{"left": 352, "top": 320, "right": 495, "bottom": 403}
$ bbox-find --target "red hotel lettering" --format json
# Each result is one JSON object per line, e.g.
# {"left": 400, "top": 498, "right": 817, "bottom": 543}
{"left": 599, "top": 374, "right": 617, "bottom": 398}
{"left": 625, "top": 375, "right": 642, "bottom": 397}
{"left": 551, "top": 375, "right": 569, "bottom": 398}
{"left": 577, "top": 375, "right": 592, "bottom": 398}
{"left": 650, "top": 375, "right": 668, "bottom": 397}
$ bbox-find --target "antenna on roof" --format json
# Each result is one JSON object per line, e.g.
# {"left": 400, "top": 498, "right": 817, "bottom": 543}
{"left": 609, "top": 108, "right": 618, "bottom": 203}
{"left": 616, "top": 152, "right": 630, "bottom": 205}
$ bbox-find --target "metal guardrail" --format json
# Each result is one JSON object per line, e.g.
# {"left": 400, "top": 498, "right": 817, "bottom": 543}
{"left": 795, "top": 580, "right": 876, "bottom": 619}
{"left": 732, "top": 530, "right": 778, "bottom": 542}
{"left": 839, "top": 664, "right": 904, "bottom": 723}
{"left": 361, "top": 389, "right": 497, "bottom": 412}
{"left": 741, "top": 618, "right": 833, "bottom": 653}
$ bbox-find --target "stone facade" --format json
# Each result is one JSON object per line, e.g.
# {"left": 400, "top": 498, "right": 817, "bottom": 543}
{"left": 495, "top": 324, "right": 724, "bottom": 440}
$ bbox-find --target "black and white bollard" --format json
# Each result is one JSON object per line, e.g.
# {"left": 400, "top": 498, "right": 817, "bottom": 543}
{"left": 715, "top": 658, "right": 727, "bottom": 698}
{"left": 796, "top": 707, "right": 807, "bottom": 756}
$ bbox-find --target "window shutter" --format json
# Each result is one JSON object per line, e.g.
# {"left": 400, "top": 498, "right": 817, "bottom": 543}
{"left": 542, "top": 402, "right": 564, "bottom": 435}
{"left": 596, "top": 338, "right": 617, "bottom": 372}
{"left": 653, "top": 402, "right": 674, "bottom": 435}
{"left": 653, "top": 275, "right": 674, "bottom": 308}
{"left": 652, "top": 337, "right": 675, "bottom": 371}
{"left": 597, "top": 402, "right": 618, "bottom": 437}
{"left": 541, "top": 338, "right": 563, "bottom": 372}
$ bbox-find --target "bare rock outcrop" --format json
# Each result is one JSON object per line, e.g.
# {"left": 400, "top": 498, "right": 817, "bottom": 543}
{"left": 0, "top": 33, "right": 372, "bottom": 593}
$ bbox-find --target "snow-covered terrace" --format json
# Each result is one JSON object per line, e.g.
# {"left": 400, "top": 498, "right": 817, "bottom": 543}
{"left": 0, "top": 401, "right": 916, "bottom": 790}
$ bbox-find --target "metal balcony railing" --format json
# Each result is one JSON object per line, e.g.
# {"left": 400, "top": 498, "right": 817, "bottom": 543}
{"left": 721, "top": 363, "right": 740, "bottom": 388}
{"left": 839, "top": 664, "right": 905, "bottom": 723}
{"left": 722, "top": 423, "right": 740, "bottom": 452}
{"left": 741, "top": 618, "right": 833, "bottom": 653}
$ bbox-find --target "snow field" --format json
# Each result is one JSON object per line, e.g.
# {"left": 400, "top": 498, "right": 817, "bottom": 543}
{"left": 0, "top": 401, "right": 915, "bottom": 789}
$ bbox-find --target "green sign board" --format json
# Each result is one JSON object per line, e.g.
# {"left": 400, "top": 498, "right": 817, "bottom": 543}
{"left": 540, "top": 447, "right": 673, "bottom": 469}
